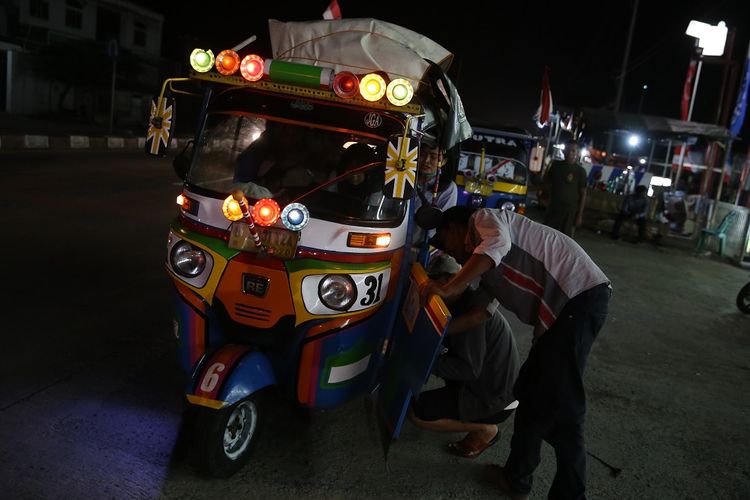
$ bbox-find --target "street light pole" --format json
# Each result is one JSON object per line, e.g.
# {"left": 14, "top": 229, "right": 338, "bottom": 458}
{"left": 606, "top": 0, "right": 639, "bottom": 158}
{"left": 613, "top": 0, "right": 640, "bottom": 114}
{"left": 686, "top": 47, "right": 703, "bottom": 121}
{"left": 637, "top": 84, "right": 648, "bottom": 114}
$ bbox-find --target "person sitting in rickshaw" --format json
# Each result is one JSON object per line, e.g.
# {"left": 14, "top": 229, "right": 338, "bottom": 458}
{"left": 414, "top": 139, "right": 457, "bottom": 235}
{"left": 234, "top": 121, "right": 326, "bottom": 196}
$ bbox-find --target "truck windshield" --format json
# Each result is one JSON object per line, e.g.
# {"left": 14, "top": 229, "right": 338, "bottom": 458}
{"left": 186, "top": 112, "right": 405, "bottom": 223}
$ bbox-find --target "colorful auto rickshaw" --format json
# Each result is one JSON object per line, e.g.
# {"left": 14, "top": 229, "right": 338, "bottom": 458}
{"left": 146, "top": 18, "right": 470, "bottom": 477}
{"left": 455, "top": 124, "right": 536, "bottom": 214}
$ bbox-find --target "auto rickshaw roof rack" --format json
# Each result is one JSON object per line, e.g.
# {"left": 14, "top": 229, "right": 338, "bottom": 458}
{"left": 187, "top": 69, "right": 422, "bottom": 115}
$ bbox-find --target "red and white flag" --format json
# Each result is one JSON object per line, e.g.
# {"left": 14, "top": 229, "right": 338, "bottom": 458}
{"left": 322, "top": 0, "right": 342, "bottom": 20}
{"left": 681, "top": 58, "right": 697, "bottom": 121}
{"left": 534, "top": 67, "right": 553, "bottom": 128}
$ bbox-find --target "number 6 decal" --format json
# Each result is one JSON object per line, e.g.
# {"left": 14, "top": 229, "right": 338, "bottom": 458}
{"left": 200, "top": 362, "right": 225, "bottom": 392}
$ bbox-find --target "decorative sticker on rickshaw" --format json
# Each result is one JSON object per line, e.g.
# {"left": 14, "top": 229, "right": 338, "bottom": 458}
{"left": 228, "top": 222, "right": 300, "bottom": 259}
{"left": 145, "top": 96, "right": 174, "bottom": 156}
{"left": 364, "top": 112, "right": 383, "bottom": 128}
{"left": 384, "top": 136, "right": 418, "bottom": 199}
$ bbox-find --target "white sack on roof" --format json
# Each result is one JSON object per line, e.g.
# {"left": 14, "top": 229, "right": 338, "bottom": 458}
{"left": 268, "top": 18, "right": 453, "bottom": 91}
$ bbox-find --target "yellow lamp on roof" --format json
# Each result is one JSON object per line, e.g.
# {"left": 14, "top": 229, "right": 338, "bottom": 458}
{"left": 359, "top": 73, "right": 386, "bottom": 102}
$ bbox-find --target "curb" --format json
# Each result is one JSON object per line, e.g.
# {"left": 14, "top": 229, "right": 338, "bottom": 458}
{"left": 0, "top": 134, "right": 184, "bottom": 151}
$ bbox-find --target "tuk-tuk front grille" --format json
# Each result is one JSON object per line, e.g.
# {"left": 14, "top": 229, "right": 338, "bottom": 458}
{"left": 234, "top": 303, "right": 272, "bottom": 322}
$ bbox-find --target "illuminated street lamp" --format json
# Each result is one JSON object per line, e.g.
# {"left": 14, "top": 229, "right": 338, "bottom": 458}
{"left": 685, "top": 20, "right": 728, "bottom": 121}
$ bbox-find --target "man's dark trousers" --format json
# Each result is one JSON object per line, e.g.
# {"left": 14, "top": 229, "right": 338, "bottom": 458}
{"left": 504, "top": 283, "right": 610, "bottom": 499}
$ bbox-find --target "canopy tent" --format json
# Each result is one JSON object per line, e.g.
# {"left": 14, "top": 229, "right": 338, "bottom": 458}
{"left": 580, "top": 108, "right": 732, "bottom": 141}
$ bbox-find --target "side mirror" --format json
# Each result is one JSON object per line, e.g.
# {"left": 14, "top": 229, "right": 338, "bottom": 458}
{"left": 173, "top": 140, "right": 194, "bottom": 180}
{"left": 415, "top": 205, "right": 442, "bottom": 230}
{"left": 145, "top": 96, "right": 175, "bottom": 157}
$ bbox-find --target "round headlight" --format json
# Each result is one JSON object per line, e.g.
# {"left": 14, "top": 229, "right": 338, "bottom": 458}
{"left": 500, "top": 201, "right": 516, "bottom": 212}
{"left": 470, "top": 193, "right": 484, "bottom": 208}
{"left": 170, "top": 241, "right": 206, "bottom": 278}
{"left": 318, "top": 274, "right": 357, "bottom": 311}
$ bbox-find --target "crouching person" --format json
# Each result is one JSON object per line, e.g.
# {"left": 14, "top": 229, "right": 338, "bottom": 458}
{"left": 409, "top": 288, "right": 520, "bottom": 458}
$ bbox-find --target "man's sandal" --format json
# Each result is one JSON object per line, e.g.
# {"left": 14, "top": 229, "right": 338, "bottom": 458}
{"left": 447, "top": 431, "right": 499, "bottom": 458}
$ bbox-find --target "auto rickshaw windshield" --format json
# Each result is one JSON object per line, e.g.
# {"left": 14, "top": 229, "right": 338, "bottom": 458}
{"left": 457, "top": 152, "right": 528, "bottom": 185}
{"left": 186, "top": 112, "right": 405, "bottom": 223}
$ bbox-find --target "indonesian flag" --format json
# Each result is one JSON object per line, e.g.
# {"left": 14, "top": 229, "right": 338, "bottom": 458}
{"left": 322, "top": 0, "right": 342, "bottom": 20}
{"left": 534, "top": 67, "right": 552, "bottom": 128}
{"left": 681, "top": 58, "right": 697, "bottom": 121}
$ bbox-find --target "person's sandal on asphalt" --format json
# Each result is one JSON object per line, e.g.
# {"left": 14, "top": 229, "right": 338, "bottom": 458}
{"left": 447, "top": 428, "right": 499, "bottom": 458}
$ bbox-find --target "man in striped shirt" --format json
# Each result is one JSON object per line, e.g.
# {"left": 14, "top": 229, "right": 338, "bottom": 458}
{"left": 420, "top": 206, "right": 611, "bottom": 500}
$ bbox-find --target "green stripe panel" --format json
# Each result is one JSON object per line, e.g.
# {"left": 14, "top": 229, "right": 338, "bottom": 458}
{"left": 285, "top": 258, "right": 389, "bottom": 274}
{"left": 171, "top": 219, "right": 239, "bottom": 260}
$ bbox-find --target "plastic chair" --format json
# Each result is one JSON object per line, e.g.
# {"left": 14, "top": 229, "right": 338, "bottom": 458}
{"left": 696, "top": 211, "right": 738, "bottom": 256}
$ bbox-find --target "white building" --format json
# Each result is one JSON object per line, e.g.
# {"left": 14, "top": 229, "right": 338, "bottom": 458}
{"left": 1, "top": 0, "right": 163, "bottom": 128}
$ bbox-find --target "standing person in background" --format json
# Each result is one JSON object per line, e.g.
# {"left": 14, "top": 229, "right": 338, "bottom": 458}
{"left": 543, "top": 139, "right": 587, "bottom": 237}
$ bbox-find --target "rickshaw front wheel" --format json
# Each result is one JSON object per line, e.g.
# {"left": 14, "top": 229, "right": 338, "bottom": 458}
{"left": 196, "top": 392, "right": 266, "bottom": 477}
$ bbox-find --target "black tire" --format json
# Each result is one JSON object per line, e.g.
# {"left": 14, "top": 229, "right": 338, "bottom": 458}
{"left": 195, "top": 392, "right": 265, "bottom": 477}
{"left": 737, "top": 282, "right": 750, "bottom": 314}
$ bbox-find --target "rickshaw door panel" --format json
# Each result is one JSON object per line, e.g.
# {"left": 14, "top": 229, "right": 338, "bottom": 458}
{"left": 376, "top": 263, "right": 451, "bottom": 442}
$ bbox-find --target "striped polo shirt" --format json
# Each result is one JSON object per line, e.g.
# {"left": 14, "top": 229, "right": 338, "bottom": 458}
{"left": 470, "top": 209, "right": 609, "bottom": 339}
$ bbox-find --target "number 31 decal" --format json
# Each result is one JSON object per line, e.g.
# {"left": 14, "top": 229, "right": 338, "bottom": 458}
{"left": 360, "top": 273, "right": 384, "bottom": 306}
{"left": 301, "top": 268, "right": 391, "bottom": 315}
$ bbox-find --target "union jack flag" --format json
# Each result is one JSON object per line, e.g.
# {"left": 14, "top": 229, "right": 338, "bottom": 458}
{"left": 145, "top": 96, "right": 174, "bottom": 156}
{"left": 384, "top": 136, "right": 418, "bottom": 199}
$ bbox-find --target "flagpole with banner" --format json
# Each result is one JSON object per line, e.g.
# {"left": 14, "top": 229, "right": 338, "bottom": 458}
{"left": 533, "top": 67, "right": 553, "bottom": 173}
{"left": 322, "top": 0, "right": 342, "bottom": 20}
{"left": 681, "top": 57, "right": 698, "bottom": 121}
{"left": 534, "top": 66, "right": 553, "bottom": 128}
{"left": 731, "top": 41, "right": 750, "bottom": 205}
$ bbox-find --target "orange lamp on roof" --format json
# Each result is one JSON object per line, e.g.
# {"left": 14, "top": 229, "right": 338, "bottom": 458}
{"left": 216, "top": 50, "right": 240, "bottom": 75}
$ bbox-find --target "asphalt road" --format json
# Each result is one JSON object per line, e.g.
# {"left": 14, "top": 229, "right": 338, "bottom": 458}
{"left": 1, "top": 150, "right": 748, "bottom": 499}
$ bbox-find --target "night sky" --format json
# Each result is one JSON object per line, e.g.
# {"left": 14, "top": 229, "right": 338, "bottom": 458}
{"left": 147, "top": 0, "right": 748, "bottom": 137}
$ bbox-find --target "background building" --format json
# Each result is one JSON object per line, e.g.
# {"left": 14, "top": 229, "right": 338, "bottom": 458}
{"left": 0, "top": 0, "right": 163, "bottom": 131}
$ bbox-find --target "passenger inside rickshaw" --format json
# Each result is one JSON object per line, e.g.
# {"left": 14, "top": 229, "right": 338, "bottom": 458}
{"left": 234, "top": 121, "right": 332, "bottom": 193}
{"left": 333, "top": 142, "right": 384, "bottom": 209}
